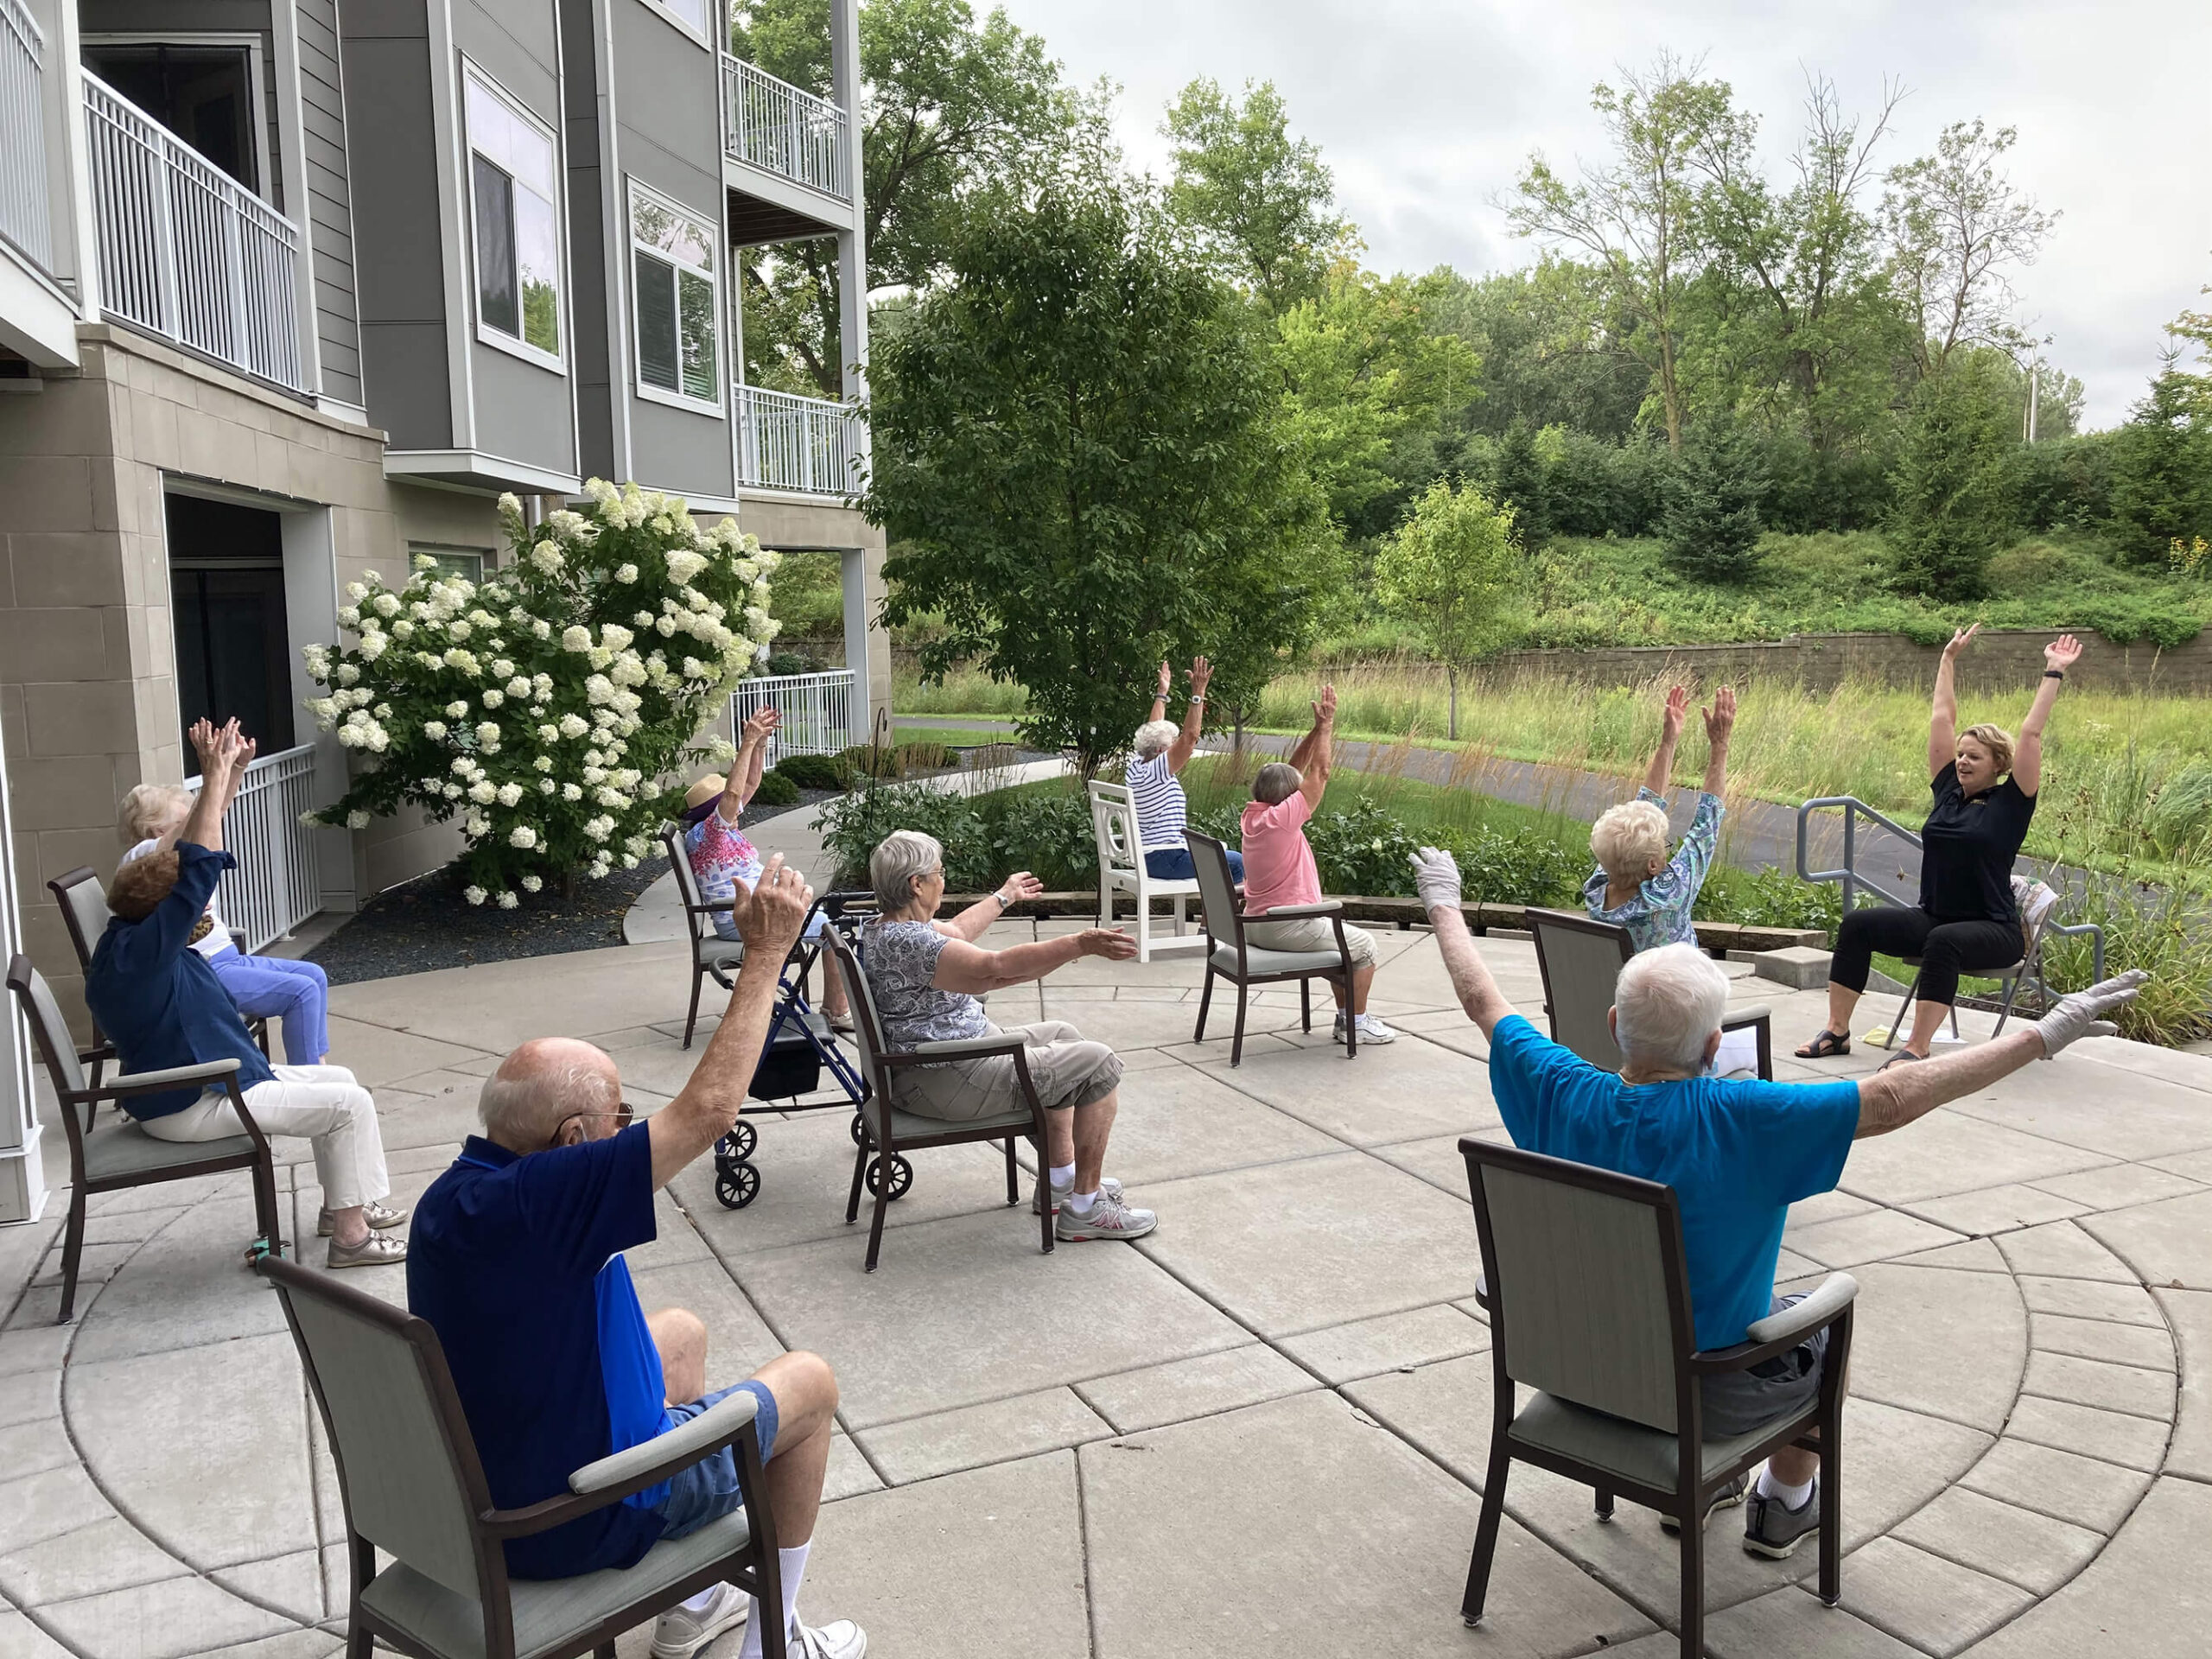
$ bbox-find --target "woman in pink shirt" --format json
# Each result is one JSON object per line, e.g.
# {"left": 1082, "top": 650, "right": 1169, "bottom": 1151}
{"left": 1237, "top": 685, "right": 1395, "bottom": 1045}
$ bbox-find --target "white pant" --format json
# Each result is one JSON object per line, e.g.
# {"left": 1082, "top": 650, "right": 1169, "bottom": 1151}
{"left": 1709, "top": 1026, "right": 1764, "bottom": 1079}
{"left": 141, "top": 1064, "right": 390, "bottom": 1211}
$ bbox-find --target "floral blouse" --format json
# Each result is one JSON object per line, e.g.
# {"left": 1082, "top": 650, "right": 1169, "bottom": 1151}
{"left": 1581, "top": 785, "right": 1724, "bottom": 952}
{"left": 684, "top": 811, "right": 762, "bottom": 916}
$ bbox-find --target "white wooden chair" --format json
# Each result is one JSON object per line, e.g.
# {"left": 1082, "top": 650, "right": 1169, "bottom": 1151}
{"left": 1088, "top": 780, "right": 1205, "bottom": 962}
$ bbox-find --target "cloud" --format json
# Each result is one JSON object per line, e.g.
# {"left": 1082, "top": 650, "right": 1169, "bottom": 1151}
{"left": 992, "top": 0, "right": 2209, "bottom": 427}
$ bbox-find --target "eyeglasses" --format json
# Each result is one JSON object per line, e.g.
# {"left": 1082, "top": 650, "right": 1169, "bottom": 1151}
{"left": 546, "top": 1101, "right": 636, "bottom": 1150}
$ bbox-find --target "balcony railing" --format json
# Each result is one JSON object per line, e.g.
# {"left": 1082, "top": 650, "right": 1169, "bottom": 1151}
{"left": 722, "top": 56, "right": 850, "bottom": 202}
{"left": 184, "top": 744, "right": 323, "bottom": 952}
{"left": 731, "top": 671, "right": 857, "bottom": 762}
{"left": 736, "top": 385, "right": 864, "bottom": 497}
{"left": 0, "top": 0, "right": 51, "bottom": 272}
{"left": 82, "top": 71, "right": 308, "bottom": 392}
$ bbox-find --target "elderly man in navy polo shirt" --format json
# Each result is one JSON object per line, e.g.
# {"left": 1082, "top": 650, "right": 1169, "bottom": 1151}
{"left": 408, "top": 855, "right": 861, "bottom": 1659}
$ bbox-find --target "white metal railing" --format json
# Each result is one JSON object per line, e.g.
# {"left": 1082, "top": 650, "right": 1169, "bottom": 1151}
{"left": 0, "top": 0, "right": 50, "bottom": 271}
{"left": 184, "top": 744, "right": 322, "bottom": 952}
{"left": 82, "top": 71, "right": 308, "bottom": 392}
{"left": 736, "top": 385, "right": 864, "bottom": 497}
{"left": 731, "top": 671, "right": 857, "bottom": 762}
{"left": 722, "top": 55, "right": 850, "bottom": 200}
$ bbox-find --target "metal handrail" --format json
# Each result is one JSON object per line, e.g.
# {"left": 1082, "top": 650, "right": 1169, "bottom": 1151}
{"left": 735, "top": 385, "right": 865, "bottom": 496}
{"left": 0, "top": 0, "right": 52, "bottom": 273}
{"left": 1796, "top": 794, "right": 2103, "bottom": 982}
{"left": 731, "top": 670, "right": 857, "bottom": 761}
{"left": 721, "top": 56, "right": 850, "bottom": 200}
{"left": 184, "top": 743, "right": 323, "bottom": 951}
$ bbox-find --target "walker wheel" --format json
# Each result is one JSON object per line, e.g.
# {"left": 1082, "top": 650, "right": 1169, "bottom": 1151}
{"left": 850, "top": 1114, "right": 866, "bottom": 1147}
{"left": 865, "top": 1155, "right": 912, "bottom": 1201}
{"left": 714, "top": 1161, "right": 760, "bottom": 1210}
{"left": 718, "top": 1121, "right": 758, "bottom": 1162}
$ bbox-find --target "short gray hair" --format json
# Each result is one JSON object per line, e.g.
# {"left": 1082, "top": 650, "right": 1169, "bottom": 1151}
{"left": 118, "top": 783, "right": 191, "bottom": 847}
{"left": 1253, "top": 762, "right": 1301, "bottom": 805}
{"left": 870, "top": 829, "right": 944, "bottom": 910}
{"left": 1612, "top": 944, "right": 1728, "bottom": 1073}
{"left": 1132, "top": 720, "right": 1179, "bottom": 760}
{"left": 479, "top": 1049, "right": 617, "bottom": 1147}
{"left": 1591, "top": 799, "right": 1670, "bottom": 882}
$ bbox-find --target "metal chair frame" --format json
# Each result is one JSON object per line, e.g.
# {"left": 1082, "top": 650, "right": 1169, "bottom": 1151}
{"left": 1877, "top": 899, "right": 2053, "bottom": 1052}
{"left": 1185, "top": 830, "right": 1357, "bottom": 1067}
{"left": 1525, "top": 907, "right": 1775, "bottom": 1079}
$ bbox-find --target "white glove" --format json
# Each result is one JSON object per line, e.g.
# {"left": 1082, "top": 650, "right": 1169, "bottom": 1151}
{"left": 2032, "top": 969, "right": 2148, "bottom": 1058}
{"left": 1410, "top": 846, "right": 1464, "bottom": 914}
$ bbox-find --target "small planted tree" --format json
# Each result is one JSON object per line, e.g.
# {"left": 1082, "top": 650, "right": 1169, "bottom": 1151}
{"left": 1491, "top": 416, "right": 1551, "bottom": 548}
{"left": 1373, "top": 480, "right": 1522, "bottom": 739}
{"left": 1885, "top": 356, "right": 2016, "bottom": 600}
{"left": 300, "top": 482, "right": 780, "bottom": 904}
{"left": 1661, "top": 423, "right": 1768, "bottom": 583}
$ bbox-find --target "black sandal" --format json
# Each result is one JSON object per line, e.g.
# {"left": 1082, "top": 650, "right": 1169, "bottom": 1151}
{"left": 1876, "top": 1049, "right": 1923, "bottom": 1071}
{"left": 1795, "top": 1029, "right": 1851, "bottom": 1059}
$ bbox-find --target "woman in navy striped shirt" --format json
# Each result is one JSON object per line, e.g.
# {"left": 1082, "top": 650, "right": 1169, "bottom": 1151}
{"left": 1126, "top": 655, "right": 1244, "bottom": 883}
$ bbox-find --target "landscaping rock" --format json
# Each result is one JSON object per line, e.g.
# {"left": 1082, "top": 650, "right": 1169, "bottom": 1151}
{"left": 1753, "top": 944, "right": 1834, "bottom": 989}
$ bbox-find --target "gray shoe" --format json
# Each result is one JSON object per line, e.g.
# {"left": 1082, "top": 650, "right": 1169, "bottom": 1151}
{"left": 1033, "top": 1174, "right": 1122, "bottom": 1216}
{"left": 318, "top": 1198, "right": 410, "bottom": 1237}
{"left": 324, "top": 1230, "right": 408, "bottom": 1269}
{"left": 1055, "top": 1189, "right": 1157, "bottom": 1242}
{"left": 1743, "top": 1478, "right": 1821, "bottom": 1559}
{"left": 651, "top": 1582, "right": 748, "bottom": 1658}
{"left": 1659, "top": 1471, "right": 1748, "bottom": 1533}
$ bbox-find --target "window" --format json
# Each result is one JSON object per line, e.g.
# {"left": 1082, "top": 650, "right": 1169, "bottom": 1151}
{"left": 81, "top": 41, "right": 264, "bottom": 192}
{"left": 465, "top": 68, "right": 562, "bottom": 365}
{"left": 640, "top": 0, "right": 710, "bottom": 43}
{"left": 409, "top": 544, "right": 489, "bottom": 584}
{"left": 166, "top": 493, "right": 296, "bottom": 756}
{"left": 629, "top": 182, "right": 721, "bottom": 411}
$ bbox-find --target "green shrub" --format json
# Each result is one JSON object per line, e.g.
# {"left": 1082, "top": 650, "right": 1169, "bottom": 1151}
{"left": 812, "top": 784, "right": 992, "bottom": 890}
{"left": 772, "top": 752, "right": 843, "bottom": 791}
{"left": 748, "top": 770, "right": 800, "bottom": 806}
{"left": 985, "top": 789, "right": 1099, "bottom": 890}
{"left": 1306, "top": 800, "right": 1425, "bottom": 897}
{"left": 1695, "top": 866, "right": 1843, "bottom": 939}
{"left": 832, "top": 741, "right": 957, "bottom": 785}
{"left": 1429, "top": 826, "right": 1586, "bottom": 906}
{"left": 2038, "top": 876, "right": 2212, "bottom": 1046}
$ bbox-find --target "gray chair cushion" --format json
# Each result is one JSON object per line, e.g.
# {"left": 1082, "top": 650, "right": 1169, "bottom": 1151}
{"left": 871, "top": 1103, "right": 1035, "bottom": 1144}
{"left": 81, "top": 1120, "right": 258, "bottom": 1183}
{"left": 1508, "top": 1391, "right": 1798, "bottom": 1494}
{"left": 359, "top": 1505, "right": 754, "bottom": 1659}
{"left": 698, "top": 938, "right": 745, "bottom": 970}
{"left": 1209, "top": 942, "right": 1343, "bottom": 977}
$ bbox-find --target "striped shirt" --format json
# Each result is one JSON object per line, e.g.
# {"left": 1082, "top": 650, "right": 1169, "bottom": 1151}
{"left": 1125, "top": 752, "right": 1187, "bottom": 850}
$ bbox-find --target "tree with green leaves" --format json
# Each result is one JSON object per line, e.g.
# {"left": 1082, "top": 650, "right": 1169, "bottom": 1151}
{"left": 2107, "top": 346, "right": 2210, "bottom": 566}
{"left": 1374, "top": 481, "right": 1523, "bottom": 739}
{"left": 1423, "top": 257, "right": 1649, "bottom": 442}
{"left": 1491, "top": 416, "right": 1551, "bottom": 547}
{"left": 1162, "top": 77, "right": 1353, "bottom": 315}
{"left": 1885, "top": 355, "right": 2018, "bottom": 600}
{"left": 731, "top": 0, "right": 1101, "bottom": 395}
{"left": 865, "top": 173, "right": 1331, "bottom": 773}
{"left": 1662, "top": 423, "right": 1768, "bottom": 582}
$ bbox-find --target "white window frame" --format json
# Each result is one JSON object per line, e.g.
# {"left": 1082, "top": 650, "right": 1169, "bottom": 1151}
{"left": 626, "top": 179, "right": 725, "bottom": 417}
{"left": 461, "top": 60, "right": 567, "bottom": 375}
{"left": 637, "top": 0, "right": 714, "bottom": 48}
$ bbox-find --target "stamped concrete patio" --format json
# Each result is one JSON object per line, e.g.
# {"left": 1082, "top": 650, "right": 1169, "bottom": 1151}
{"left": 3, "top": 862, "right": 2209, "bottom": 1658}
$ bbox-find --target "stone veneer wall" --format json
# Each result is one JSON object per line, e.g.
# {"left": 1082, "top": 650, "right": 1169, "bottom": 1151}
{"left": 0, "top": 324, "right": 500, "bottom": 1033}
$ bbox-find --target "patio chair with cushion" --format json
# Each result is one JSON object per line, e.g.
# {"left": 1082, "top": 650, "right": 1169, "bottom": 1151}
{"left": 8, "top": 952, "right": 282, "bottom": 1323}
{"left": 1526, "top": 908, "right": 1773, "bottom": 1080}
{"left": 661, "top": 825, "right": 748, "bottom": 1049}
{"left": 823, "top": 927, "right": 1052, "bottom": 1273}
{"left": 1087, "top": 780, "right": 1205, "bottom": 962}
{"left": 1186, "top": 830, "right": 1356, "bottom": 1067}
{"left": 1459, "top": 1137, "right": 1857, "bottom": 1656}
{"left": 254, "top": 1252, "right": 789, "bottom": 1659}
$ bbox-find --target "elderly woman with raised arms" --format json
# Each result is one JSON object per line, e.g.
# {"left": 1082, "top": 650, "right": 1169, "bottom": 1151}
{"left": 860, "top": 830, "right": 1157, "bottom": 1241}
{"left": 1126, "top": 654, "right": 1243, "bottom": 883}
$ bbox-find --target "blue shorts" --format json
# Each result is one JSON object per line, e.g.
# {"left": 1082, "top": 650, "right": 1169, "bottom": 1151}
{"left": 652, "top": 1378, "right": 780, "bottom": 1540}
{"left": 1144, "top": 845, "right": 1243, "bottom": 882}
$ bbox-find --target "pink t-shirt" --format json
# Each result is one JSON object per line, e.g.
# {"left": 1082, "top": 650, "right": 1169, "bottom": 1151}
{"left": 1239, "top": 791, "right": 1321, "bottom": 914}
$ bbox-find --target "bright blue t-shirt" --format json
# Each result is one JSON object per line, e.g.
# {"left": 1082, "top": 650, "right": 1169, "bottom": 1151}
{"left": 1486, "top": 1014, "right": 1861, "bottom": 1351}
{"left": 407, "top": 1124, "right": 676, "bottom": 1579}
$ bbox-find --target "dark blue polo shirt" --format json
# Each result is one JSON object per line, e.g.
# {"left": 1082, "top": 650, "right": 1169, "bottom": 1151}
{"left": 85, "top": 842, "right": 275, "bottom": 1117}
{"left": 407, "top": 1124, "right": 676, "bottom": 1579}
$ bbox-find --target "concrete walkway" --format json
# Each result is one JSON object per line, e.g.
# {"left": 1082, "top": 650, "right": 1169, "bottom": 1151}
{"left": 3, "top": 889, "right": 2209, "bottom": 1656}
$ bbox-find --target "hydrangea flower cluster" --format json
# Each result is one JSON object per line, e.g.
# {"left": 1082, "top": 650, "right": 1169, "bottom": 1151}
{"left": 302, "top": 480, "right": 780, "bottom": 906}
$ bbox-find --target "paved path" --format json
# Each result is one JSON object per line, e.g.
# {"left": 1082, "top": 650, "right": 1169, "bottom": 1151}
{"left": 4, "top": 911, "right": 2209, "bottom": 1657}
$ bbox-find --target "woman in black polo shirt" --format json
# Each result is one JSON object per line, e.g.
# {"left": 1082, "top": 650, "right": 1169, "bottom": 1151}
{"left": 1797, "top": 626, "right": 2083, "bottom": 1066}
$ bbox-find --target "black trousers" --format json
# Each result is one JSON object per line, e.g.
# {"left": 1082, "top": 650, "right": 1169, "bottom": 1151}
{"left": 1831, "top": 906, "right": 2022, "bottom": 1008}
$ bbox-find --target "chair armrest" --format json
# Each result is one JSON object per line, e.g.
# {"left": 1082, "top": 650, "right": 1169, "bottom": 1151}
{"left": 101, "top": 1058, "right": 243, "bottom": 1097}
{"left": 1250, "top": 900, "right": 1342, "bottom": 921}
{"left": 1719, "top": 1005, "right": 1772, "bottom": 1031}
{"left": 1689, "top": 1272, "right": 1858, "bottom": 1374}
{"left": 882, "top": 1035, "right": 1027, "bottom": 1065}
{"left": 569, "top": 1388, "right": 760, "bottom": 1497}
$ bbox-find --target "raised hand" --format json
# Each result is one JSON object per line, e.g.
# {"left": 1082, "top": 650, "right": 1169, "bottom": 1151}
{"left": 1001, "top": 872, "right": 1046, "bottom": 902}
{"left": 1156, "top": 660, "right": 1173, "bottom": 699}
{"left": 1660, "top": 684, "right": 1689, "bottom": 745}
{"left": 1313, "top": 683, "right": 1338, "bottom": 725}
{"left": 2044, "top": 633, "right": 2083, "bottom": 673}
{"left": 1943, "top": 623, "right": 1981, "bottom": 660}
{"left": 741, "top": 706, "right": 779, "bottom": 746}
{"left": 1078, "top": 926, "right": 1139, "bottom": 962}
{"left": 1410, "top": 846, "right": 1464, "bottom": 914}
{"left": 1189, "top": 655, "right": 1212, "bottom": 697}
{"left": 1702, "top": 683, "right": 1736, "bottom": 744}
{"left": 734, "top": 853, "right": 811, "bottom": 956}
{"left": 188, "top": 718, "right": 219, "bottom": 768}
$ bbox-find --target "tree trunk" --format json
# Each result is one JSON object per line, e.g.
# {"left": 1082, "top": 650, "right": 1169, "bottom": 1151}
{"left": 1447, "top": 669, "right": 1459, "bottom": 741}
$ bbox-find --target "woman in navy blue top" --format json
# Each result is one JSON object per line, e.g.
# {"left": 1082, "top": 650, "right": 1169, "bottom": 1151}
{"left": 1799, "top": 627, "right": 2084, "bottom": 1065}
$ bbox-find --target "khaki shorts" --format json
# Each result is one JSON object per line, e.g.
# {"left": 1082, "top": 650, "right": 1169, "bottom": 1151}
{"left": 1243, "top": 915, "right": 1380, "bottom": 969}
{"left": 889, "top": 1020, "right": 1124, "bottom": 1122}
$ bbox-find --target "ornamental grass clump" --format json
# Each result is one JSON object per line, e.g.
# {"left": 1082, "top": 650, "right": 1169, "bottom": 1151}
{"left": 301, "top": 480, "right": 781, "bottom": 905}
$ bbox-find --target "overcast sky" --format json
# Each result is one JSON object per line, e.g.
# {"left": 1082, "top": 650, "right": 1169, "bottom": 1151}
{"left": 989, "top": 0, "right": 2211, "bottom": 429}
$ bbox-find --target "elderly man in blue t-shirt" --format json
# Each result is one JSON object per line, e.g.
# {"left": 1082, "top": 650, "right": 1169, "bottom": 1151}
{"left": 1408, "top": 846, "right": 2143, "bottom": 1560}
{"left": 408, "top": 856, "right": 862, "bottom": 1659}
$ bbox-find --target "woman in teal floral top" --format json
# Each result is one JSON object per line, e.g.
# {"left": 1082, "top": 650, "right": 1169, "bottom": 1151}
{"left": 1583, "top": 683, "right": 1734, "bottom": 951}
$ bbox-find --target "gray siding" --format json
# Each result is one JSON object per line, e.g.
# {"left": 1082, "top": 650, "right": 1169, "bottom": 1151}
{"left": 298, "top": 0, "right": 364, "bottom": 404}
{"left": 336, "top": 0, "right": 450, "bottom": 448}
{"left": 559, "top": 0, "right": 613, "bottom": 480}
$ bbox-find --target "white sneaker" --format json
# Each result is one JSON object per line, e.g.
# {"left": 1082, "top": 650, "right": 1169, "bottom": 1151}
{"left": 789, "top": 1620, "right": 868, "bottom": 1659}
{"left": 651, "top": 1582, "right": 748, "bottom": 1658}
{"left": 1354, "top": 1014, "right": 1398, "bottom": 1045}
{"left": 1056, "top": 1189, "right": 1159, "bottom": 1242}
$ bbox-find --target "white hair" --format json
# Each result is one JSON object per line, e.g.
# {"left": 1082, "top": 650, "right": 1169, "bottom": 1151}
{"left": 118, "top": 783, "right": 191, "bottom": 847}
{"left": 1132, "top": 720, "right": 1179, "bottom": 760}
{"left": 1613, "top": 944, "right": 1728, "bottom": 1073}
{"left": 479, "top": 1054, "right": 616, "bottom": 1147}
{"left": 870, "top": 829, "right": 944, "bottom": 911}
{"left": 1591, "top": 799, "right": 1670, "bottom": 884}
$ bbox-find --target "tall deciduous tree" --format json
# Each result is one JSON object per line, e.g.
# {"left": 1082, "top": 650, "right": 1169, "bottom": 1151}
{"left": 1374, "top": 480, "right": 1522, "bottom": 739}
{"left": 1885, "top": 354, "right": 2018, "bottom": 599}
{"left": 865, "top": 174, "right": 1332, "bottom": 772}
{"left": 1162, "top": 77, "right": 1353, "bottom": 315}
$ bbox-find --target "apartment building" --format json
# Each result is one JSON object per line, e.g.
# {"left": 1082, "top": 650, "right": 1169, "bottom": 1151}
{"left": 0, "top": 0, "right": 890, "bottom": 1221}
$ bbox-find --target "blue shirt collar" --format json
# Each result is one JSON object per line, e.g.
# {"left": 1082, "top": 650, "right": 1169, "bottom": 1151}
{"left": 458, "top": 1134, "right": 523, "bottom": 1173}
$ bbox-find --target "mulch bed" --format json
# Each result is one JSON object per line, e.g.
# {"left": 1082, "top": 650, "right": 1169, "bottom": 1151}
{"left": 306, "top": 791, "right": 837, "bottom": 984}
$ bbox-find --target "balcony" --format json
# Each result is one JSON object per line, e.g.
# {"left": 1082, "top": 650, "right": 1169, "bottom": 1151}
{"left": 735, "top": 385, "right": 864, "bottom": 498}
{"left": 0, "top": 0, "right": 52, "bottom": 273}
{"left": 81, "top": 70, "right": 308, "bottom": 393}
{"left": 722, "top": 56, "right": 850, "bottom": 205}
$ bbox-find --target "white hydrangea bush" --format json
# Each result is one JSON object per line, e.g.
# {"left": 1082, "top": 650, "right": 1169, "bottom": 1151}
{"left": 302, "top": 480, "right": 779, "bottom": 905}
